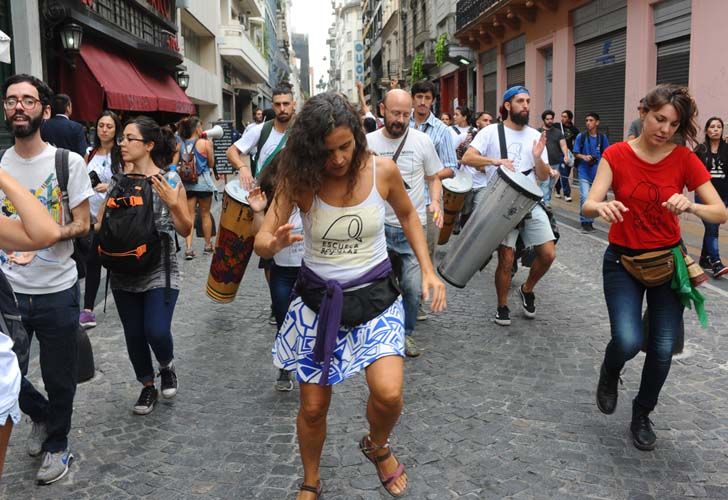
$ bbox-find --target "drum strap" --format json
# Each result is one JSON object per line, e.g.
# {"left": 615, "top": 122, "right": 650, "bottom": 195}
{"left": 392, "top": 129, "right": 410, "bottom": 190}
{"left": 497, "top": 122, "right": 508, "bottom": 160}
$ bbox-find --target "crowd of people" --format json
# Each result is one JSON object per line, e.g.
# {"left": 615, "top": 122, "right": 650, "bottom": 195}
{"left": 0, "top": 70, "right": 726, "bottom": 500}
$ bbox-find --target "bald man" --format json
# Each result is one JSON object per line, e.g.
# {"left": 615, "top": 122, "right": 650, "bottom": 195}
{"left": 366, "top": 89, "right": 443, "bottom": 357}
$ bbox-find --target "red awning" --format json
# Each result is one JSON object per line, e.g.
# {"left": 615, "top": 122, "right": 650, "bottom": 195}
{"left": 133, "top": 66, "right": 196, "bottom": 115}
{"left": 79, "top": 41, "right": 158, "bottom": 113}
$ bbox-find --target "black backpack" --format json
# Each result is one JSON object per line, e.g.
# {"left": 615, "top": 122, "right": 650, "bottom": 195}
{"left": 0, "top": 270, "right": 29, "bottom": 376}
{"left": 97, "top": 173, "right": 162, "bottom": 275}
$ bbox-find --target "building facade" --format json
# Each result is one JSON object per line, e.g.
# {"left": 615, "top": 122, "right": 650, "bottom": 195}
{"left": 455, "top": 0, "right": 724, "bottom": 143}
{"left": 328, "top": 0, "right": 362, "bottom": 102}
{"left": 291, "top": 32, "right": 311, "bottom": 98}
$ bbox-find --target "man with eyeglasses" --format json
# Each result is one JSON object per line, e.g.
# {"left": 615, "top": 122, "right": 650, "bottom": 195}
{"left": 366, "top": 89, "right": 443, "bottom": 357}
{"left": 0, "top": 74, "right": 93, "bottom": 485}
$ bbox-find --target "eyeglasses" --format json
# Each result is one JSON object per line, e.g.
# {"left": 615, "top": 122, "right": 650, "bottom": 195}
{"left": 3, "top": 96, "right": 42, "bottom": 110}
{"left": 116, "top": 136, "right": 146, "bottom": 145}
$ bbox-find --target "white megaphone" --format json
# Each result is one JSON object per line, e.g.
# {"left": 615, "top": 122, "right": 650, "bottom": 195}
{"left": 201, "top": 125, "right": 224, "bottom": 139}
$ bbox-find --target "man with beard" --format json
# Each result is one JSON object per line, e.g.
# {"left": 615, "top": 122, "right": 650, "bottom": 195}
{"left": 227, "top": 84, "right": 296, "bottom": 191}
{"left": 461, "top": 86, "right": 554, "bottom": 327}
{"left": 227, "top": 84, "right": 296, "bottom": 389}
{"left": 0, "top": 74, "right": 93, "bottom": 484}
{"left": 367, "top": 89, "right": 443, "bottom": 357}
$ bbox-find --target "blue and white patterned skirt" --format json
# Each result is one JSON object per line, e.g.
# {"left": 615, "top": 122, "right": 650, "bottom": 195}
{"left": 272, "top": 296, "right": 405, "bottom": 385}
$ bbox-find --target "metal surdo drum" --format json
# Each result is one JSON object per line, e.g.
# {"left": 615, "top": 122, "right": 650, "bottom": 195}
{"left": 438, "top": 168, "right": 473, "bottom": 245}
{"left": 206, "top": 180, "right": 256, "bottom": 303}
{"left": 438, "top": 166, "right": 543, "bottom": 288}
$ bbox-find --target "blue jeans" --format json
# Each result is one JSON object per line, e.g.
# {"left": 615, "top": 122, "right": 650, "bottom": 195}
{"left": 269, "top": 262, "right": 300, "bottom": 330}
{"left": 385, "top": 224, "right": 421, "bottom": 336}
{"left": 602, "top": 246, "right": 684, "bottom": 410}
{"left": 555, "top": 163, "right": 571, "bottom": 197}
{"left": 578, "top": 164, "right": 597, "bottom": 223}
{"left": 696, "top": 192, "right": 728, "bottom": 262}
{"left": 18, "top": 283, "right": 80, "bottom": 453}
{"left": 540, "top": 176, "right": 558, "bottom": 205}
{"left": 112, "top": 287, "right": 179, "bottom": 384}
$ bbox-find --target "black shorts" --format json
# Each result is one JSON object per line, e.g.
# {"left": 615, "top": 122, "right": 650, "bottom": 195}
{"left": 186, "top": 190, "right": 214, "bottom": 199}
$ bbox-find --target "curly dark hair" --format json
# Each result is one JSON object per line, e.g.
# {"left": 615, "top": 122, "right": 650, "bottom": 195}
{"left": 275, "top": 92, "right": 369, "bottom": 204}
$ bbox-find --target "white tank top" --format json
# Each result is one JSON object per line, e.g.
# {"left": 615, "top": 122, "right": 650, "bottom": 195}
{"left": 302, "top": 158, "right": 388, "bottom": 282}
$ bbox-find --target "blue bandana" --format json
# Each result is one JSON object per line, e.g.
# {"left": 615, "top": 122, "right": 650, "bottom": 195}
{"left": 503, "top": 85, "right": 529, "bottom": 103}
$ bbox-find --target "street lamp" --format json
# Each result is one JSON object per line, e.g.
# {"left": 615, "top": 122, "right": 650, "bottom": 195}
{"left": 177, "top": 71, "right": 190, "bottom": 91}
{"left": 59, "top": 22, "right": 83, "bottom": 67}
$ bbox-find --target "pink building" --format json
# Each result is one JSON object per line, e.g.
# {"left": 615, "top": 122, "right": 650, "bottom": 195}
{"left": 455, "top": 0, "right": 725, "bottom": 144}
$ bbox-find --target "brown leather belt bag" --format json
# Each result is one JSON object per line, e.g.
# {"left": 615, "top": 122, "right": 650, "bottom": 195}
{"left": 620, "top": 249, "right": 674, "bottom": 287}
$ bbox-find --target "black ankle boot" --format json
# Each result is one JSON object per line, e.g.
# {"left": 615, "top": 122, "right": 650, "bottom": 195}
{"left": 596, "top": 362, "right": 621, "bottom": 414}
{"left": 630, "top": 400, "right": 656, "bottom": 451}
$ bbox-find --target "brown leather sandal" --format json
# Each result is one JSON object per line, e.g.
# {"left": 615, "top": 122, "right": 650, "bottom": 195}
{"left": 359, "top": 435, "right": 408, "bottom": 497}
{"left": 298, "top": 479, "right": 322, "bottom": 499}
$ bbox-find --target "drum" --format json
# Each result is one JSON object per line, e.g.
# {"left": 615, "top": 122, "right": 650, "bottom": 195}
{"left": 438, "top": 169, "right": 473, "bottom": 245}
{"left": 438, "top": 167, "right": 543, "bottom": 288}
{"left": 206, "top": 180, "right": 256, "bottom": 303}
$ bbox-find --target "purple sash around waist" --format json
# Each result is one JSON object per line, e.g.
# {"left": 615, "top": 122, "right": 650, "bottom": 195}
{"left": 296, "top": 258, "right": 392, "bottom": 385}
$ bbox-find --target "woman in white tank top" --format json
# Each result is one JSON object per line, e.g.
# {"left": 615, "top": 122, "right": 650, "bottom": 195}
{"left": 255, "top": 93, "right": 446, "bottom": 499}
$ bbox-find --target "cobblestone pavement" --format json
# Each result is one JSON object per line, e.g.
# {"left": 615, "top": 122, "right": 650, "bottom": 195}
{"left": 3, "top": 215, "right": 728, "bottom": 499}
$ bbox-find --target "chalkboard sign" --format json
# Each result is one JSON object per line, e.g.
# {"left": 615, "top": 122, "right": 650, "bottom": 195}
{"left": 211, "top": 120, "right": 235, "bottom": 175}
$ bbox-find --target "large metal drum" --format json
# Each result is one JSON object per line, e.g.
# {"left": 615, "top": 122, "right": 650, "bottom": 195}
{"left": 438, "top": 168, "right": 473, "bottom": 245}
{"left": 438, "top": 167, "right": 543, "bottom": 288}
{"left": 206, "top": 180, "right": 256, "bottom": 303}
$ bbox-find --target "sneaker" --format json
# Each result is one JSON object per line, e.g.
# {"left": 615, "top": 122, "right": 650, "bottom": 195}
{"left": 268, "top": 311, "right": 277, "bottom": 325}
{"left": 630, "top": 400, "right": 657, "bottom": 451}
{"left": 494, "top": 306, "right": 511, "bottom": 326}
{"left": 564, "top": 196, "right": 572, "bottom": 202}
{"left": 416, "top": 305, "right": 428, "bottom": 321}
{"left": 581, "top": 222, "right": 595, "bottom": 233}
{"left": 554, "top": 193, "right": 562, "bottom": 199}
{"left": 184, "top": 249, "right": 196, "bottom": 260}
{"left": 36, "top": 449, "right": 74, "bottom": 485}
{"left": 79, "top": 309, "right": 97, "bottom": 329}
{"left": 712, "top": 260, "right": 728, "bottom": 279}
{"left": 518, "top": 285, "right": 536, "bottom": 319}
{"left": 133, "top": 385, "right": 158, "bottom": 415}
{"left": 159, "top": 365, "right": 178, "bottom": 399}
{"left": 699, "top": 256, "right": 713, "bottom": 269}
{"left": 404, "top": 336, "right": 421, "bottom": 357}
{"left": 274, "top": 369, "right": 294, "bottom": 392}
{"left": 27, "top": 421, "right": 48, "bottom": 457}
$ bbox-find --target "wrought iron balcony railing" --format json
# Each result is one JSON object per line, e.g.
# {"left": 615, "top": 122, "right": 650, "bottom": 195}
{"left": 456, "top": 0, "right": 505, "bottom": 32}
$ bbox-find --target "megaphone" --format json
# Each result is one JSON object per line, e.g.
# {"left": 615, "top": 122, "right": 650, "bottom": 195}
{"left": 201, "top": 125, "right": 224, "bottom": 140}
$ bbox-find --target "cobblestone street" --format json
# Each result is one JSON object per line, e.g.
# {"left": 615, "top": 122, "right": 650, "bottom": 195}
{"left": 3, "top": 214, "right": 728, "bottom": 499}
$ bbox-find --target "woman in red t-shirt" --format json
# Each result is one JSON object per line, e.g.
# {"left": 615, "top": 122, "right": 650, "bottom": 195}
{"left": 583, "top": 85, "right": 728, "bottom": 452}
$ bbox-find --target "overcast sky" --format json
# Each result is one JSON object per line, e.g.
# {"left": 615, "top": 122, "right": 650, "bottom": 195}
{"left": 290, "top": 0, "right": 334, "bottom": 94}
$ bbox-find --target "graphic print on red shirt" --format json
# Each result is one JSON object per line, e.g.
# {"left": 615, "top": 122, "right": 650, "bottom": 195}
{"left": 603, "top": 142, "right": 711, "bottom": 250}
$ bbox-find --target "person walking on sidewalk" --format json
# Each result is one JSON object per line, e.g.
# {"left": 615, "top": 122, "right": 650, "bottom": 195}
{"left": 574, "top": 112, "right": 610, "bottom": 232}
{"left": 80, "top": 110, "right": 124, "bottom": 329}
{"left": 255, "top": 92, "right": 446, "bottom": 499}
{"left": 0, "top": 74, "right": 94, "bottom": 485}
{"left": 96, "top": 117, "right": 192, "bottom": 416}
{"left": 554, "top": 109, "right": 580, "bottom": 200}
{"left": 175, "top": 116, "right": 216, "bottom": 259}
{"left": 584, "top": 84, "right": 728, "bottom": 452}
{"left": 537, "top": 109, "right": 571, "bottom": 208}
{"left": 693, "top": 116, "right": 728, "bottom": 278}
{"left": 367, "top": 89, "right": 444, "bottom": 358}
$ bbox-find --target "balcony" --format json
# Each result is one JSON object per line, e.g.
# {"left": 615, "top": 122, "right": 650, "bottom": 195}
{"left": 235, "top": 0, "right": 263, "bottom": 19}
{"left": 220, "top": 23, "right": 269, "bottom": 84}
{"left": 456, "top": 0, "right": 506, "bottom": 32}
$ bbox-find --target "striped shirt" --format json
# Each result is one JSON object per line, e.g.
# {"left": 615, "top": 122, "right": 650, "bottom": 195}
{"left": 409, "top": 112, "right": 458, "bottom": 169}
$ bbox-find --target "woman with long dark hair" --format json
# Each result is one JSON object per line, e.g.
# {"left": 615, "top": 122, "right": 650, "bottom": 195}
{"left": 693, "top": 116, "right": 728, "bottom": 278}
{"left": 80, "top": 110, "right": 123, "bottom": 329}
{"left": 583, "top": 85, "right": 727, "bottom": 451}
{"left": 175, "top": 116, "right": 216, "bottom": 259}
{"left": 255, "top": 92, "right": 446, "bottom": 498}
{"left": 95, "top": 116, "right": 192, "bottom": 415}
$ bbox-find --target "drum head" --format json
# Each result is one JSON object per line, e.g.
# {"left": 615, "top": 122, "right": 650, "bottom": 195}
{"left": 442, "top": 169, "right": 473, "bottom": 194}
{"left": 225, "top": 179, "right": 249, "bottom": 203}
{"left": 496, "top": 166, "right": 543, "bottom": 201}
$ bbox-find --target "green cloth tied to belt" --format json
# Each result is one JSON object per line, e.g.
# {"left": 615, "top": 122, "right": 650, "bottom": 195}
{"left": 671, "top": 247, "right": 708, "bottom": 327}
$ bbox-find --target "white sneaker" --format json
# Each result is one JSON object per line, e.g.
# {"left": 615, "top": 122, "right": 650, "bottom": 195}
{"left": 27, "top": 421, "right": 47, "bottom": 457}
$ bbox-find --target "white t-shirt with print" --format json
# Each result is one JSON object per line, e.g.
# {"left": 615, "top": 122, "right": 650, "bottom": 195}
{"left": 233, "top": 121, "right": 285, "bottom": 170}
{"left": 0, "top": 144, "right": 94, "bottom": 294}
{"left": 86, "top": 150, "right": 117, "bottom": 220}
{"left": 466, "top": 123, "right": 548, "bottom": 189}
{"left": 366, "top": 127, "right": 443, "bottom": 227}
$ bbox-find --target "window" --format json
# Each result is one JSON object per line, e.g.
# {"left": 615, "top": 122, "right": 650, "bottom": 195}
{"left": 347, "top": 70, "right": 353, "bottom": 80}
{"left": 182, "top": 25, "right": 202, "bottom": 65}
{"left": 347, "top": 51, "right": 352, "bottom": 61}
{"left": 347, "top": 31, "right": 352, "bottom": 42}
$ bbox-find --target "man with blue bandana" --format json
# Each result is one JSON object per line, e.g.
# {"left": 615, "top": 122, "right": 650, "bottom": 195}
{"left": 461, "top": 86, "right": 556, "bottom": 326}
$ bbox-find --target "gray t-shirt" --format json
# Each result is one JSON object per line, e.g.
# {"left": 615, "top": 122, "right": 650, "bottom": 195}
{"left": 627, "top": 118, "right": 642, "bottom": 138}
{"left": 108, "top": 176, "right": 180, "bottom": 292}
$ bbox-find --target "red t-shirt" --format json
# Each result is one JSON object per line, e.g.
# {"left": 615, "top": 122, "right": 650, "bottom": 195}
{"left": 604, "top": 142, "right": 711, "bottom": 249}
